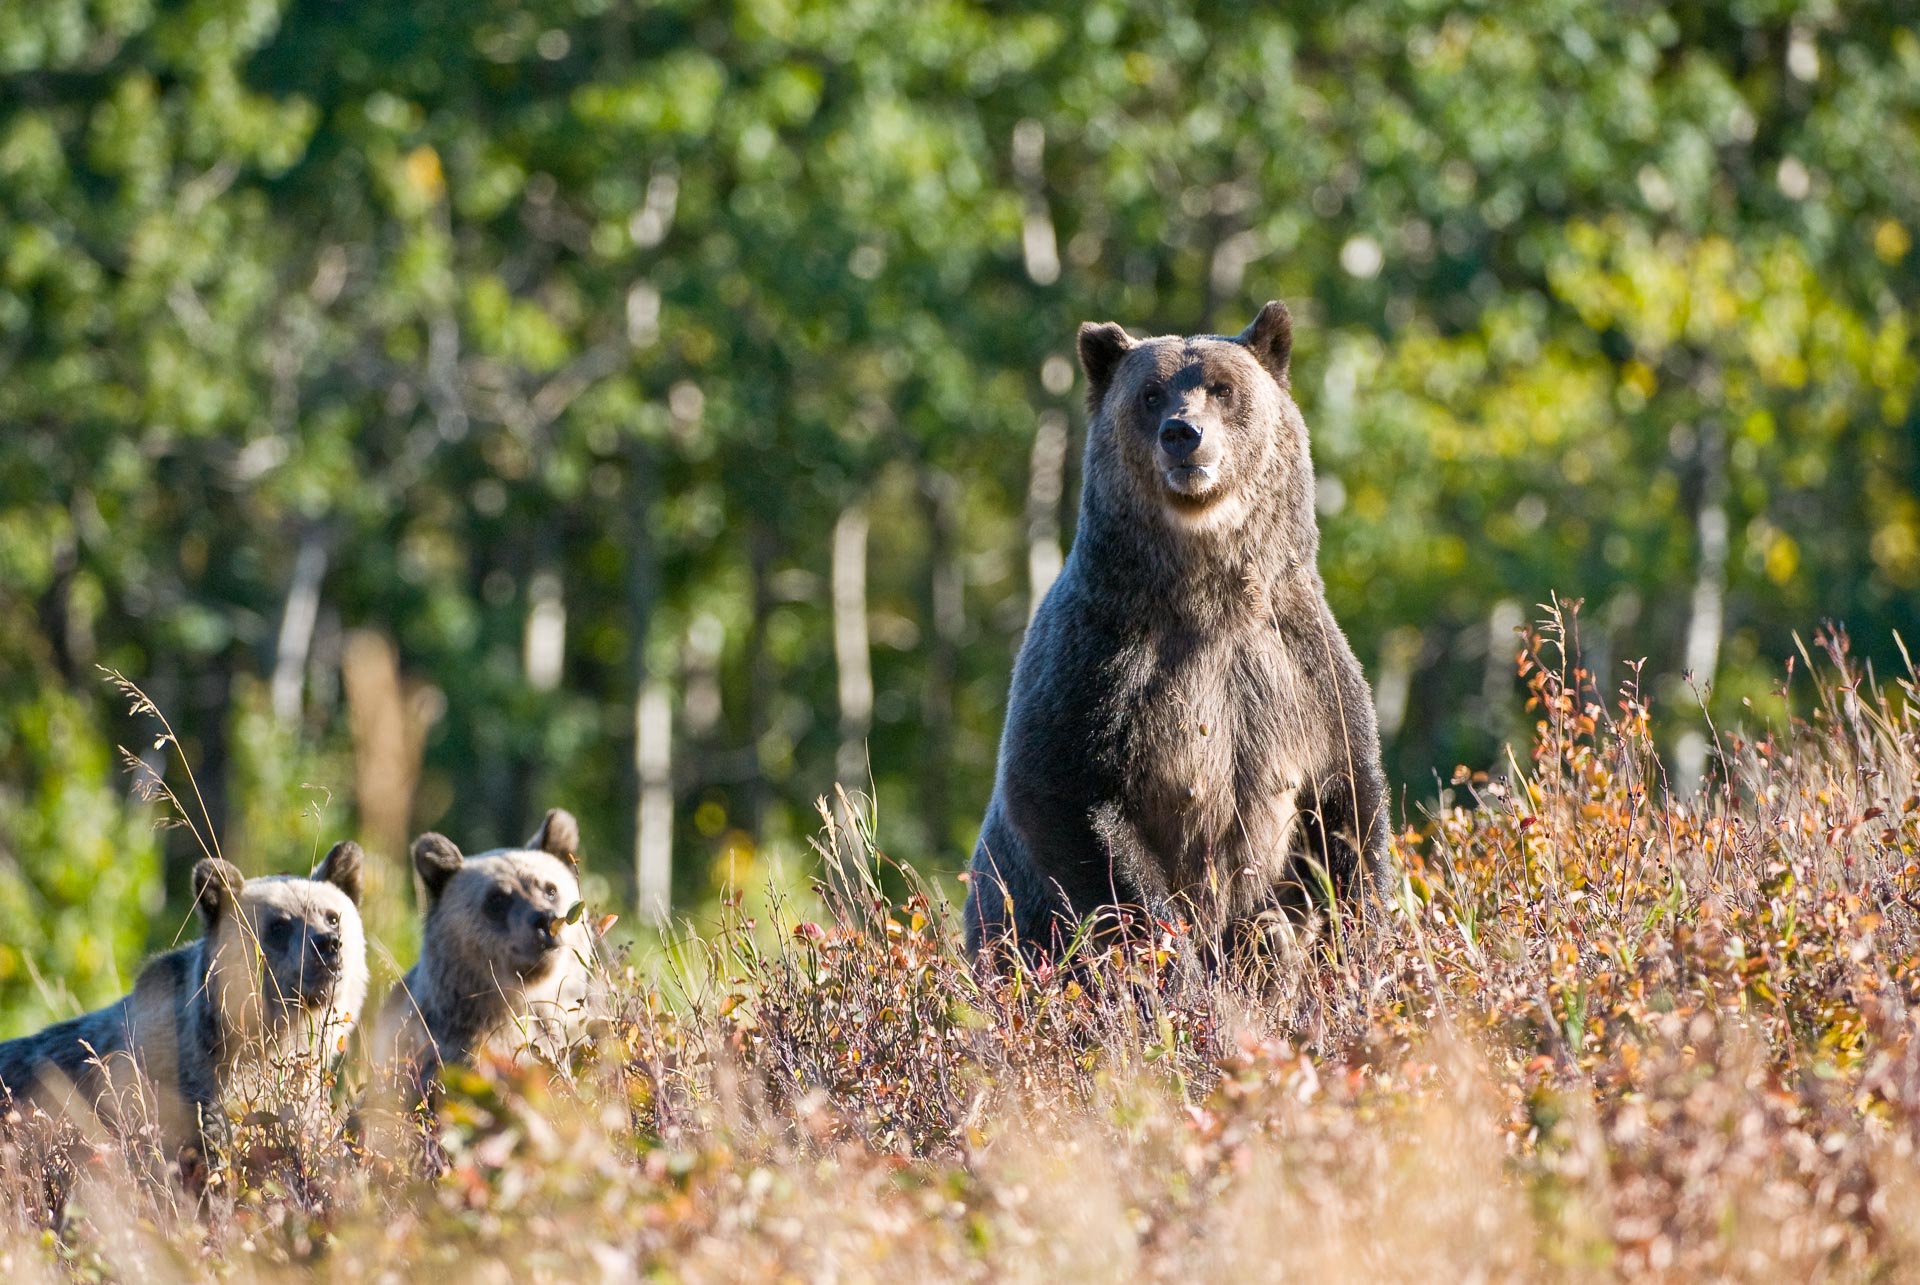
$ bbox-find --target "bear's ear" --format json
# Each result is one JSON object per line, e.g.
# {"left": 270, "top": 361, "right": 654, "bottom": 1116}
{"left": 411, "top": 833, "right": 465, "bottom": 905}
{"left": 1238, "top": 300, "right": 1293, "bottom": 387}
{"left": 1077, "top": 321, "right": 1136, "bottom": 409}
{"left": 192, "top": 858, "right": 246, "bottom": 934}
{"left": 528, "top": 808, "right": 581, "bottom": 870}
{"left": 315, "top": 840, "right": 364, "bottom": 906}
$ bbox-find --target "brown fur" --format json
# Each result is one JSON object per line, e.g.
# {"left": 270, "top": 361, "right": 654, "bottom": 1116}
{"left": 965, "top": 302, "right": 1388, "bottom": 963}
{"left": 377, "top": 809, "right": 599, "bottom": 1085}
{"left": 0, "top": 844, "right": 368, "bottom": 1164}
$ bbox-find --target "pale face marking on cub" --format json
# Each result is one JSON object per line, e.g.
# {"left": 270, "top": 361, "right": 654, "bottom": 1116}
{"left": 0, "top": 842, "right": 368, "bottom": 1165}
{"left": 379, "top": 808, "right": 600, "bottom": 1084}
{"left": 210, "top": 852, "right": 369, "bottom": 1038}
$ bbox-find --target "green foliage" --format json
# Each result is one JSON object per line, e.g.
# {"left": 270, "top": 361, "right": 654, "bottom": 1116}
{"left": 0, "top": 691, "right": 161, "bottom": 1034}
{"left": 0, "top": 0, "right": 1915, "bottom": 978}
{"left": 224, "top": 674, "right": 348, "bottom": 878}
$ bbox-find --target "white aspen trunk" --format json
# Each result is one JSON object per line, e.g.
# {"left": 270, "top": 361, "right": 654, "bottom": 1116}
{"left": 426, "top": 308, "right": 469, "bottom": 442}
{"left": 1483, "top": 600, "right": 1524, "bottom": 732}
{"left": 1012, "top": 120, "right": 1059, "bottom": 285}
{"left": 832, "top": 503, "right": 873, "bottom": 789}
{"left": 1676, "top": 416, "right": 1729, "bottom": 791}
{"left": 831, "top": 503, "right": 874, "bottom": 870}
{"left": 682, "top": 613, "right": 725, "bottom": 739}
{"left": 271, "top": 529, "right": 329, "bottom": 722}
{"left": 626, "top": 438, "right": 667, "bottom": 918}
{"left": 1682, "top": 425, "right": 1729, "bottom": 686}
{"left": 1373, "top": 626, "right": 1424, "bottom": 743}
{"left": 1026, "top": 410, "right": 1068, "bottom": 619}
{"left": 633, "top": 678, "right": 673, "bottom": 923}
{"left": 745, "top": 525, "right": 776, "bottom": 833}
{"left": 921, "top": 471, "right": 965, "bottom": 851}
{"left": 524, "top": 567, "right": 566, "bottom": 693}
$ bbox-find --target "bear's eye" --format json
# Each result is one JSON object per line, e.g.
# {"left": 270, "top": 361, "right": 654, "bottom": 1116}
{"left": 1209, "top": 383, "right": 1233, "bottom": 403}
{"left": 544, "top": 882, "right": 558, "bottom": 901}
{"left": 483, "top": 889, "right": 511, "bottom": 920}
{"left": 324, "top": 910, "right": 340, "bottom": 929}
{"left": 1141, "top": 384, "right": 1164, "bottom": 410}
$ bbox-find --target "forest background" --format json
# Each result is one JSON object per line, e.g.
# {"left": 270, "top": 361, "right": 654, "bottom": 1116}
{"left": 1, "top": 0, "right": 1915, "bottom": 1030}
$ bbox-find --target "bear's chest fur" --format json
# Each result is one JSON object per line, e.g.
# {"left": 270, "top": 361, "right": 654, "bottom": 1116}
{"left": 1095, "top": 611, "right": 1331, "bottom": 895}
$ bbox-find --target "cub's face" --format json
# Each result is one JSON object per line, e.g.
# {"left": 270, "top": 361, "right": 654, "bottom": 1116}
{"left": 194, "top": 842, "right": 367, "bottom": 1020}
{"left": 439, "top": 852, "right": 580, "bottom": 981}
{"left": 1078, "top": 301, "right": 1300, "bottom": 530}
{"left": 412, "top": 809, "right": 585, "bottom": 984}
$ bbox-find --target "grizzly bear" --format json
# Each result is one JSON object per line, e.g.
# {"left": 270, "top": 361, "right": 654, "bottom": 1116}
{"left": 0, "top": 844, "right": 368, "bottom": 1164}
{"left": 964, "top": 301, "right": 1388, "bottom": 962}
{"left": 376, "top": 808, "right": 600, "bottom": 1087}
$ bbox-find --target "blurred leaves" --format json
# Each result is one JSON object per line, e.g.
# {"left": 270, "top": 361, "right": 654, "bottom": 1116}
{"left": 0, "top": 0, "right": 1915, "bottom": 1021}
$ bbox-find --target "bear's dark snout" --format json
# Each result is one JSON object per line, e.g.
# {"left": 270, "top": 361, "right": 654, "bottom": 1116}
{"left": 1158, "top": 416, "right": 1203, "bottom": 461}
{"left": 311, "top": 930, "right": 343, "bottom": 975}
{"left": 531, "top": 912, "right": 562, "bottom": 952}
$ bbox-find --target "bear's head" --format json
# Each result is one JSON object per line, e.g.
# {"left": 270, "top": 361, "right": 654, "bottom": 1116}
{"left": 194, "top": 842, "right": 368, "bottom": 1035}
{"left": 1077, "top": 301, "right": 1310, "bottom": 537}
{"left": 411, "top": 809, "right": 586, "bottom": 986}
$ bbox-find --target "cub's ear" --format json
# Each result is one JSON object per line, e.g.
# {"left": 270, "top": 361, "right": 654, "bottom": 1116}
{"left": 1238, "top": 300, "right": 1293, "bottom": 387}
{"left": 528, "top": 808, "right": 581, "bottom": 869}
{"left": 1076, "top": 321, "right": 1136, "bottom": 410}
{"left": 192, "top": 858, "right": 246, "bottom": 934}
{"left": 315, "top": 840, "right": 364, "bottom": 906}
{"left": 411, "top": 833, "right": 465, "bottom": 904}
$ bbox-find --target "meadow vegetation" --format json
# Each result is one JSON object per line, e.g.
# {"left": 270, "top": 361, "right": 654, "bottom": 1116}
{"left": 6, "top": 608, "right": 1920, "bottom": 1280}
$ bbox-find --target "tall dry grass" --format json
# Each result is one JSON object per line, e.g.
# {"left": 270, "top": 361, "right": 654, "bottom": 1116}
{"left": 6, "top": 605, "right": 1920, "bottom": 1281}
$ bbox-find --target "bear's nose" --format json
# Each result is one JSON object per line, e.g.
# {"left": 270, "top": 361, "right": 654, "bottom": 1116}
{"left": 1159, "top": 417, "right": 1203, "bottom": 461}
{"left": 534, "top": 918, "right": 562, "bottom": 951}
{"left": 313, "top": 931, "right": 342, "bottom": 968}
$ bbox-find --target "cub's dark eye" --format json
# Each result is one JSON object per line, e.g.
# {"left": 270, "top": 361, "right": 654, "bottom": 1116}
{"left": 483, "top": 889, "right": 511, "bottom": 920}
{"left": 544, "top": 883, "right": 558, "bottom": 901}
{"left": 324, "top": 910, "right": 340, "bottom": 929}
{"left": 1142, "top": 385, "right": 1164, "bottom": 410}
{"left": 1209, "top": 383, "right": 1233, "bottom": 402}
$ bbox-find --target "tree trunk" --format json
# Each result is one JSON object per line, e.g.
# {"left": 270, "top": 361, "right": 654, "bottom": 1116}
{"left": 195, "top": 650, "right": 234, "bottom": 868}
{"left": 745, "top": 522, "right": 777, "bottom": 836}
{"left": 634, "top": 678, "right": 672, "bottom": 922}
{"left": 342, "top": 629, "right": 443, "bottom": 939}
{"left": 1681, "top": 416, "right": 1729, "bottom": 688}
{"left": 1482, "top": 599, "right": 1524, "bottom": 738}
{"left": 829, "top": 502, "right": 873, "bottom": 868}
{"left": 1372, "top": 626, "right": 1424, "bottom": 744}
{"left": 1676, "top": 414, "right": 1729, "bottom": 790}
{"left": 1025, "top": 410, "right": 1069, "bottom": 620}
{"left": 920, "top": 469, "right": 965, "bottom": 854}
{"left": 523, "top": 564, "right": 566, "bottom": 694}
{"left": 627, "top": 441, "right": 670, "bottom": 921}
{"left": 1011, "top": 120, "right": 1059, "bottom": 286}
{"left": 270, "top": 524, "right": 329, "bottom": 723}
{"left": 831, "top": 503, "right": 873, "bottom": 788}
{"left": 681, "top": 613, "right": 725, "bottom": 741}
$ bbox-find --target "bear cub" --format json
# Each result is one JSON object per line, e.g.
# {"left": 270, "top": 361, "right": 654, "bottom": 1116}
{"left": 0, "top": 843, "right": 368, "bottom": 1161}
{"left": 377, "top": 808, "right": 600, "bottom": 1084}
{"left": 965, "top": 301, "right": 1388, "bottom": 962}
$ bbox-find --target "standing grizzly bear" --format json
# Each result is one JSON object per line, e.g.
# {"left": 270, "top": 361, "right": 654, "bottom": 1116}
{"left": 964, "top": 301, "right": 1388, "bottom": 961}
{"left": 376, "top": 808, "right": 600, "bottom": 1086}
{"left": 0, "top": 844, "right": 368, "bottom": 1163}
